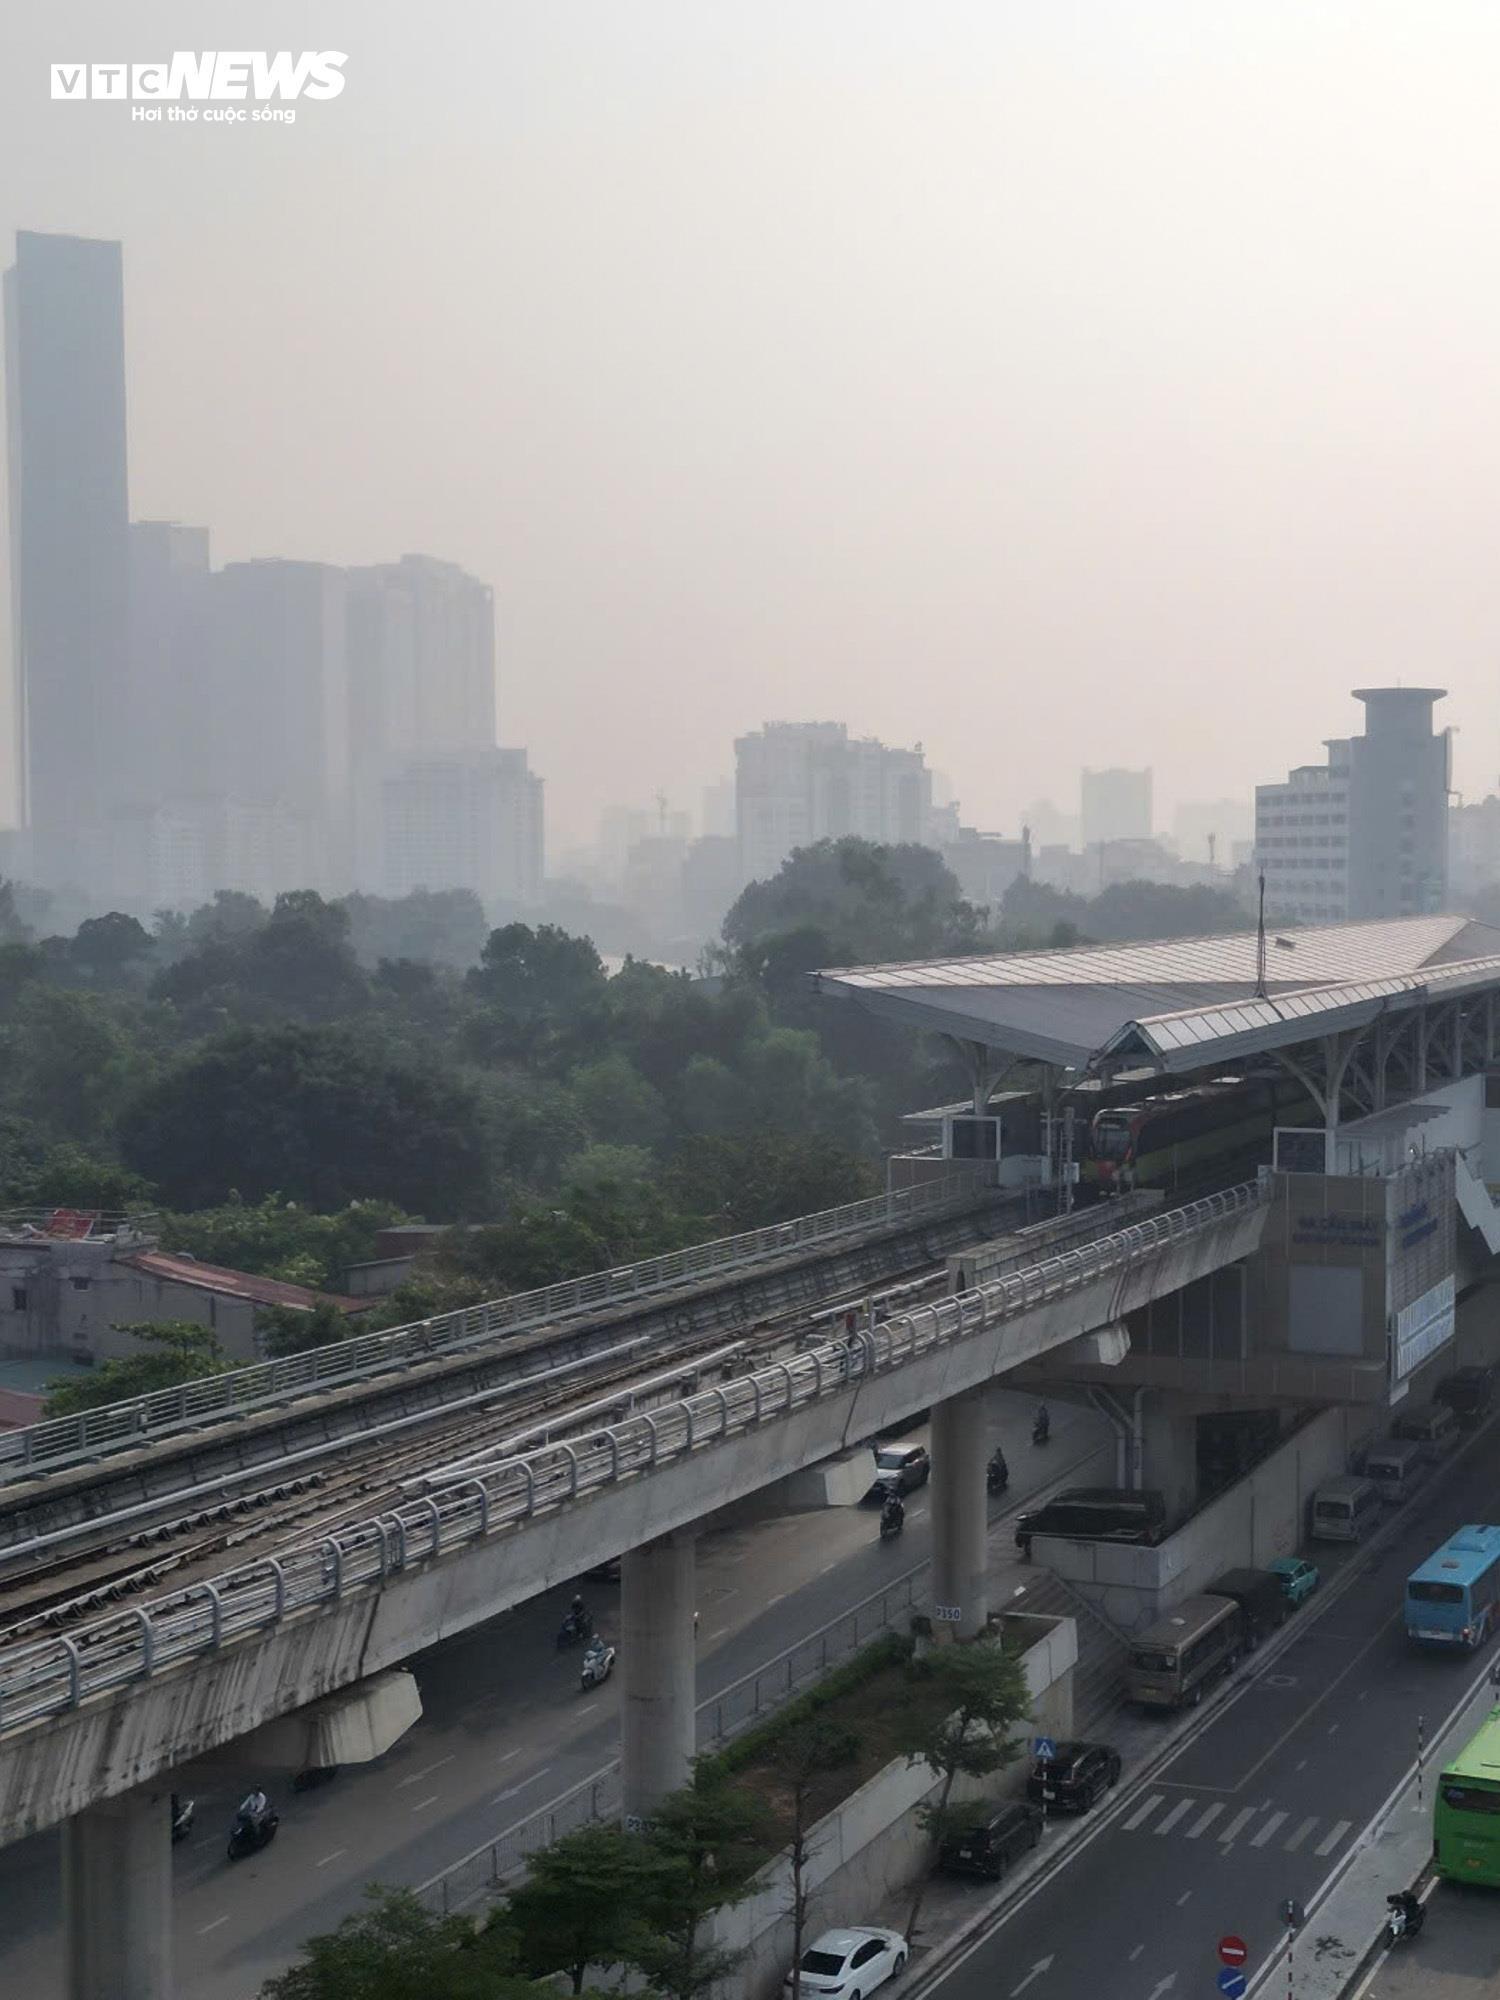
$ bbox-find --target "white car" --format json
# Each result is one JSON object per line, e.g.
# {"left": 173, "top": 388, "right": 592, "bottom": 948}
{"left": 785, "top": 1927, "right": 908, "bottom": 2000}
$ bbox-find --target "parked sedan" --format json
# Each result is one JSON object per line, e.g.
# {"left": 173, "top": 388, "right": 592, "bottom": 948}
{"left": 1025, "top": 1740, "right": 1122, "bottom": 1813}
{"left": 1267, "top": 1555, "right": 1321, "bottom": 1608}
{"left": 785, "top": 1928, "right": 908, "bottom": 2000}
{"left": 866, "top": 1443, "right": 931, "bottom": 1500}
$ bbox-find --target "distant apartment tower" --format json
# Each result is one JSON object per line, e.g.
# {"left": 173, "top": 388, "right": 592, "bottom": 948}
{"left": 210, "top": 559, "right": 352, "bottom": 891}
{"left": 1256, "top": 688, "right": 1449, "bottom": 923}
{"left": 3, "top": 231, "right": 130, "bottom": 884}
{"left": 375, "top": 748, "right": 543, "bottom": 912}
{"left": 346, "top": 554, "right": 497, "bottom": 763}
{"left": 1080, "top": 767, "right": 1152, "bottom": 849}
{"left": 734, "top": 721, "right": 934, "bottom": 886}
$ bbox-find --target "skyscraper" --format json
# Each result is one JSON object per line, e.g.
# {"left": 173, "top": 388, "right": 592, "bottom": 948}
{"left": 734, "top": 721, "right": 935, "bottom": 886}
{"left": 4, "top": 231, "right": 130, "bottom": 886}
{"left": 1079, "top": 767, "right": 1153, "bottom": 849}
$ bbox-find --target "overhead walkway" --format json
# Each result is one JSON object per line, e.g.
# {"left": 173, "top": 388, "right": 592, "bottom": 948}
{"left": 0, "top": 1179, "right": 1267, "bottom": 1846}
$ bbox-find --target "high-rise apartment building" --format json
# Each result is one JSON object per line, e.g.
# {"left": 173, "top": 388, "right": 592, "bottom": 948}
{"left": 374, "top": 748, "right": 543, "bottom": 912}
{"left": 1256, "top": 688, "right": 1449, "bottom": 923}
{"left": 1080, "top": 767, "right": 1152, "bottom": 849}
{"left": 346, "top": 554, "right": 497, "bottom": 764}
{"left": 4, "top": 231, "right": 130, "bottom": 885}
{"left": 734, "top": 721, "right": 934, "bottom": 886}
{"left": 210, "top": 560, "right": 352, "bottom": 891}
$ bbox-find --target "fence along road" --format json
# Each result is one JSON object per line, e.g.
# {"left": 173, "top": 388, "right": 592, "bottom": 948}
{"left": 0, "top": 1181, "right": 1263, "bottom": 1740}
{"left": 0, "top": 1175, "right": 989, "bottom": 1483}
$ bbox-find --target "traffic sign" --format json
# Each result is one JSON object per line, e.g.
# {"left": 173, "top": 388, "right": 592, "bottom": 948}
{"left": 1033, "top": 1736, "right": 1057, "bottom": 1761}
{"left": 1217, "top": 1938, "right": 1248, "bottom": 1968}
{"left": 1217, "top": 1972, "right": 1246, "bottom": 1999}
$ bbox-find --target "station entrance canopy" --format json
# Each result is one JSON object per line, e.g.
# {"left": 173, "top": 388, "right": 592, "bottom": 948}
{"left": 813, "top": 915, "right": 1500, "bottom": 1109}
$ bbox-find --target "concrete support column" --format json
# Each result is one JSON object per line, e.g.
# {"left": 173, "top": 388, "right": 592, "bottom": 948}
{"left": 930, "top": 1385, "right": 989, "bottom": 1640}
{"left": 621, "top": 1530, "right": 697, "bottom": 1823}
{"left": 1139, "top": 1391, "right": 1200, "bottom": 1524}
{"left": 63, "top": 1787, "right": 173, "bottom": 2000}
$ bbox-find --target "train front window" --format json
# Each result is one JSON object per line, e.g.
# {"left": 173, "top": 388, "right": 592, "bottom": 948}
{"left": 1092, "top": 1115, "right": 1133, "bottom": 1162}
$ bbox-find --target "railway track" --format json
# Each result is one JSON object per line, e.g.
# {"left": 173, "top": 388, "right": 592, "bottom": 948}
{"left": 0, "top": 1267, "right": 949, "bottom": 1649}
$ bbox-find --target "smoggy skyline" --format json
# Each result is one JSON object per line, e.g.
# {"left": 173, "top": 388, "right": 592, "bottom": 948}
{"left": 5, "top": 1, "right": 1500, "bottom": 848}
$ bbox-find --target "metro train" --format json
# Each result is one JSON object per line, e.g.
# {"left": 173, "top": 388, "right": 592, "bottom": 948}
{"left": 1083, "top": 1075, "right": 1317, "bottom": 1192}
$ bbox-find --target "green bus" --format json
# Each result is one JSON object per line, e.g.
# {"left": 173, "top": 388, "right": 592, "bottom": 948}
{"left": 1434, "top": 1705, "right": 1500, "bottom": 1885}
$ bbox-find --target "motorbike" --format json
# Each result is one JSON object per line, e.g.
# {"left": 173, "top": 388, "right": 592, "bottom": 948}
{"left": 170, "top": 1794, "right": 195, "bottom": 1844}
{"left": 1383, "top": 1895, "right": 1424, "bottom": 1947}
{"left": 227, "top": 1806, "right": 279, "bottom": 1862}
{"left": 581, "top": 1639, "right": 616, "bottom": 1690}
{"left": 1032, "top": 1412, "right": 1051, "bottom": 1447}
{"left": 987, "top": 1453, "right": 1009, "bottom": 1495}
{"left": 557, "top": 1607, "right": 594, "bottom": 1650}
{"left": 879, "top": 1501, "right": 905, "bottom": 1542}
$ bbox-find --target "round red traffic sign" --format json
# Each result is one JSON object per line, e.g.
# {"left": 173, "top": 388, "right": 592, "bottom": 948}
{"left": 1218, "top": 1937, "right": 1249, "bottom": 1968}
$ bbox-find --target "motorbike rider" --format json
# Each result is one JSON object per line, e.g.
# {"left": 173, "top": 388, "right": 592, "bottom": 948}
{"left": 569, "top": 1593, "right": 590, "bottom": 1634}
{"left": 1033, "top": 1404, "right": 1050, "bottom": 1443}
{"left": 988, "top": 1446, "right": 1009, "bottom": 1487}
{"left": 1386, "top": 1890, "right": 1422, "bottom": 1937}
{"left": 238, "top": 1786, "right": 270, "bottom": 1826}
{"left": 880, "top": 1489, "right": 905, "bottom": 1534}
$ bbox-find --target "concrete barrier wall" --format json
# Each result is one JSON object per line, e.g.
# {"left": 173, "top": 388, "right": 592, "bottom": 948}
{"left": 1033, "top": 1404, "right": 1374, "bottom": 1633}
{"left": 716, "top": 1616, "right": 1077, "bottom": 2000}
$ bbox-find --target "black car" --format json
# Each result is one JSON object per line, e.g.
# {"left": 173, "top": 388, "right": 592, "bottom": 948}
{"left": 1437, "top": 1366, "right": 1496, "bottom": 1428}
{"left": 1025, "top": 1741, "right": 1122, "bottom": 1814}
{"left": 938, "top": 1800, "right": 1043, "bottom": 1879}
{"left": 867, "top": 1442, "right": 931, "bottom": 1499}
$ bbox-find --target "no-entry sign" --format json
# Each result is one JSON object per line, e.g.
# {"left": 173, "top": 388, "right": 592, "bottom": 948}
{"left": 1218, "top": 1937, "right": 1249, "bottom": 1968}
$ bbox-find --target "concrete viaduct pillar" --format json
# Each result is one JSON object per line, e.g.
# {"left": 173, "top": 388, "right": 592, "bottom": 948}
{"left": 63, "top": 1786, "right": 173, "bottom": 2000}
{"left": 930, "top": 1385, "right": 989, "bottom": 1640}
{"left": 621, "top": 1530, "right": 697, "bottom": 1823}
{"left": 1139, "top": 1391, "right": 1201, "bottom": 1523}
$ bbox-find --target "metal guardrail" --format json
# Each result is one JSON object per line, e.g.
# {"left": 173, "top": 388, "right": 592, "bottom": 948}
{"left": 420, "top": 1569, "right": 924, "bottom": 1914}
{"left": 0, "top": 1175, "right": 990, "bottom": 1483}
{"left": 0, "top": 1180, "right": 1265, "bottom": 1738}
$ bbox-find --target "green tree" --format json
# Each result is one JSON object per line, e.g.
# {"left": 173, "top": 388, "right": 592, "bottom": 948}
{"left": 342, "top": 889, "right": 489, "bottom": 971}
{"left": 500, "top": 1822, "right": 662, "bottom": 1994}
{"left": 158, "top": 1195, "right": 407, "bottom": 1290}
{"left": 258, "top": 1297, "right": 354, "bottom": 1358}
{"left": 240, "top": 891, "right": 370, "bottom": 1021}
{"left": 43, "top": 1321, "right": 231, "bottom": 1416}
{"left": 664, "top": 1134, "right": 877, "bottom": 1235}
{"left": 898, "top": 1636, "right": 1030, "bottom": 1941}
{"left": 469, "top": 923, "right": 607, "bottom": 1022}
{"left": 771, "top": 1722, "right": 859, "bottom": 2000}
{"left": 122, "top": 1026, "right": 488, "bottom": 1215}
{"left": 0, "top": 877, "right": 32, "bottom": 944}
{"left": 259, "top": 1885, "right": 531, "bottom": 2000}
{"left": 724, "top": 838, "right": 987, "bottom": 968}
{"left": 629, "top": 1776, "right": 775, "bottom": 2000}
{"left": 69, "top": 911, "right": 156, "bottom": 986}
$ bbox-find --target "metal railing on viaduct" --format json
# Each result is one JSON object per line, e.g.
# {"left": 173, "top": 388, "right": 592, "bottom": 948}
{"left": 0, "top": 1173, "right": 988, "bottom": 1483}
{"left": 0, "top": 1180, "right": 1264, "bottom": 1738}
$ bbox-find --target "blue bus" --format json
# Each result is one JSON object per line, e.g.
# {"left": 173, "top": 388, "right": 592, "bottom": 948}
{"left": 1405, "top": 1526, "right": 1500, "bottom": 1649}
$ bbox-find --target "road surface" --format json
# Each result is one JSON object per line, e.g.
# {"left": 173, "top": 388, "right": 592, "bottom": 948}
{"left": 924, "top": 1417, "right": 1500, "bottom": 2000}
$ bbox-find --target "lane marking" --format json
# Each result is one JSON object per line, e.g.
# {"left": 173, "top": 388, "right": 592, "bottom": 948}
{"left": 1130, "top": 1946, "right": 1145, "bottom": 1962}
{"left": 1218, "top": 1808, "right": 1256, "bottom": 1844}
{"left": 767, "top": 1591, "right": 787, "bottom": 1606}
{"left": 316, "top": 1849, "right": 347, "bottom": 1868}
{"left": 578, "top": 1702, "right": 599, "bottom": 1716}
{"left": 1185, "top": 1803, "right": 1224, "bottom": 1839}
{"left": 1314, "top": 1819, "right": 1351, "bottom": 1856}
{"left": 708, "top": 1626, "right": 730, "bottom": 1641}
{"left": 1250, "top": 1812, "right": 1288, "bottom": 1848}
{"left": 397, "top": 1758, "right": 454, "bottom": 1788}
{"left": 1326, "top": 1723, "right": 1340, "bottom": 1736}
{"left": 198, "top": 1916, "right": 230, "bottom": 1936}
{"left": 1284, "top": 1818, "right": 1317, "bottom": 1852}
{"left": 819, "top": 1561, "right": 839, "bottom": 1575}
{"left": 1177, "top": 1891, "right": 1192, "bottom": 1906}
{"left": 491, "top": 1765, "right": 552, "bottom": 1806}
{"left": 497, "top": 1748, "right": 521, "bottom": 1765}
{"left": 411, "top": 1794, "right": 440, "bottom": 1813}
{"left": 1155, "top": 1800, "right": 1194, "bottom": 1835}
{"left": 1294, "top": 1760, "right": 1307, "bottom": 1772}
{"left": 1123, "top": 1794, "right": 1164, "bottom": 1831}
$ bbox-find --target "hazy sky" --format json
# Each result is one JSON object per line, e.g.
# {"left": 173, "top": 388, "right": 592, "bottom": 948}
{"left": 5, "top": 2, "right": 1500, "bottom": 846}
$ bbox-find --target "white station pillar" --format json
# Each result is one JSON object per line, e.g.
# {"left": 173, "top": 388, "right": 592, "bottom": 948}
{"left": 63, "top": 1788, "right": 173, "bottom": 2000}
{"left": 930, "top": 1385, "right": 990, "bottom": 1640}
{"left": 620, "top": 1530, "right": 697, "bottom": 1822}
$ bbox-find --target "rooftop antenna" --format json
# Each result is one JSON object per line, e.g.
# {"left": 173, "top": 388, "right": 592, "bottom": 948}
{"left": 1207, "top": 831, "right": 1217, "bottom": 869}
{"left": 655, "top": 790, "right": 668, "bottom": 836}
{"left": 1253, "top": 870, "right": 1268, "bottom": 1001}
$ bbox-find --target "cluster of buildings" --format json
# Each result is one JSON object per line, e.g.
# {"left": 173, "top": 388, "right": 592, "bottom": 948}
{"left": 3, "top": 230, "right": 543, "bottom": 916}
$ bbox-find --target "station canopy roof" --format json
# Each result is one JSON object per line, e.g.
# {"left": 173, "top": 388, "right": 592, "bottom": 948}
{"left": 813, "top": 915, "right": 1500, "bottom": 1076}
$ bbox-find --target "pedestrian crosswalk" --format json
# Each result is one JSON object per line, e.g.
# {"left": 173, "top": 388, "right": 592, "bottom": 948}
{"left": 1121, "top": 1794, "right": 1354, "bottom": 1855}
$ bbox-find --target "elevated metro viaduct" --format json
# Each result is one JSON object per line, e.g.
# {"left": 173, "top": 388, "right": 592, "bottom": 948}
{"left": 816, "top": 912, "right": 1500, "bottom": 1527}
{"left": 13, "top": 912, "right": 1500, "bottom": 1997}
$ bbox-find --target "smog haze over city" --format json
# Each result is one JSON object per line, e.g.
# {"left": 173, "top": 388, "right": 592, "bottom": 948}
{"left": 6, "top": 0, "right": 1500, "bottom": 865}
